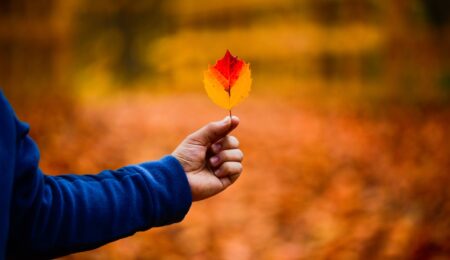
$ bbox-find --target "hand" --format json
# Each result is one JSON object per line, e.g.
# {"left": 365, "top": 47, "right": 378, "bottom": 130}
{"left": 172, "top": 116, "right": 243, "bottom": 201}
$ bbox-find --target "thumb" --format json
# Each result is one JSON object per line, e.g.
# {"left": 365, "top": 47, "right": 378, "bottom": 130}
{"left": 189, "top": 116, "right": 240, "bottom": 146}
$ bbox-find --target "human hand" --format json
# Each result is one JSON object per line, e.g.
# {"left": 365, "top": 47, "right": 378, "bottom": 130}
{"left": 172, "top": 116, "right": 243, "bottom": 201}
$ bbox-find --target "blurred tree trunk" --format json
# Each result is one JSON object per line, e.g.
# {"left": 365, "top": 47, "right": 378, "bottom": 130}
{"left": 0, "top": 0, "right": 77, "bottom": 139}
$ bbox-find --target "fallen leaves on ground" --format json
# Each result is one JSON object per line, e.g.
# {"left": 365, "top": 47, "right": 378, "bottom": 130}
{"left": 20, "top": 93, "right": 450, "bottom": 260}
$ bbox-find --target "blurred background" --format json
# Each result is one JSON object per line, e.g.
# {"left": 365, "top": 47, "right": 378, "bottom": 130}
{"left": 1, "top": 0, "right": 450, "bottom": 259}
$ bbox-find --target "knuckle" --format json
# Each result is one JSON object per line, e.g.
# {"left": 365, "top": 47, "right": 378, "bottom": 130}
{"left": 233, "top": 150, "right": 243, "bottom": 161}
{"left": 236, "top": 163, "right": 243, "bottom": 173}
{"left": 237, "top": 150, "right": 244, "bottom": 160}
{"left": 229, "top": 136, "right": 240, "bottom": 147}
{"left": 232, "top": 162, "right": 242, "bottom": 173}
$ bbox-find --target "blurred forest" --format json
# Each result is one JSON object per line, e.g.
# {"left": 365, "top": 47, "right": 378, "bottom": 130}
{"left": 1, "top": 0, "right": 450, "bottom": 259}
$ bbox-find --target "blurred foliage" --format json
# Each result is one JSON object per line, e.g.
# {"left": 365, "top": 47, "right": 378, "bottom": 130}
{"left": 1, "top": 0, "right": 450, "bottom": 259}
{"left": 1, "top": 0, "right": 450, "bottom": 104}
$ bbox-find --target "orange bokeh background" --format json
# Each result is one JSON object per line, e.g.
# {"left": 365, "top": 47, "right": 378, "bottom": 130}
{"left": 1, "top": 0, "right": 449, "bottom": 259}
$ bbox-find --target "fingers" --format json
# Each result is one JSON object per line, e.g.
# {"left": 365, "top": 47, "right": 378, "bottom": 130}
{"left": 189, "top": 116, "right": 240, "bottom": 146}
{"left": 214, "top": 161, "right": 243, "bottom": 178}
{"left": 209, "top": 149, "right": 243, "bottom": 168}
{"left": 209, "top": 135, "right": 243, "bottom": 179}
{"left": 211, "top": 135, "right": 239, "bottom": 153}
{"left": 215, "top": 157, "right": 242, "bottom": 189}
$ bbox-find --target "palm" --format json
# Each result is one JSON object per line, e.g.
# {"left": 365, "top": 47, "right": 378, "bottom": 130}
{"left": 172, "top": 141, "right": 228, "bottom": 201}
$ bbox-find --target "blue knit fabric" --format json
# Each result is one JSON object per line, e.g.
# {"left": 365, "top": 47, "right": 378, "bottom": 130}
{"left": 0, "top": 91, "right": 192, "bottom": 259}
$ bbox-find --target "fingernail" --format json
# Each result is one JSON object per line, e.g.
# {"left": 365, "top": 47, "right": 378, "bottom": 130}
{"left": 212, "top": 143, "right": 221, "bottom": 153}
{"left": 214, "top": 169, "right": 221, "bottom": 176}
{"left": 210, "top": 156, "right": 219, "bottom": 166}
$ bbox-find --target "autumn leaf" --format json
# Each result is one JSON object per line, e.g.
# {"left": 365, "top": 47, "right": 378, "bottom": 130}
{"left": 204, "top": 50, "right": 252, "bottom": 111}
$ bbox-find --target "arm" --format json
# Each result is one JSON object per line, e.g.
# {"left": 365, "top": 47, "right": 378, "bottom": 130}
{"left": 8, "top": 116, "right": 242, "bottom": 258}
{"left": 8, "top": 118, "right": 192, "bottom": 258}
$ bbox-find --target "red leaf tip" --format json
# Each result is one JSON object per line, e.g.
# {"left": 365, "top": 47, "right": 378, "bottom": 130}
{"left": 213, "top": 50, "right": 245, "bottom": 91}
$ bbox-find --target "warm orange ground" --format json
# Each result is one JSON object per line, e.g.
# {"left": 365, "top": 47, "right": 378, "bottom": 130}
{"left": 21, "top": 93, "right": 449, "bottom": 259}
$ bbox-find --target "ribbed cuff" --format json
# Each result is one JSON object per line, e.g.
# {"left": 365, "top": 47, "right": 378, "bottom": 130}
{"left": 137, "top": 155, "right": 192, "bottom": 227}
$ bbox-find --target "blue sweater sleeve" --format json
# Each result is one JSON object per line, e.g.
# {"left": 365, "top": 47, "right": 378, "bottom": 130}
{"left": 7, "top": 113, "right": 192, "bottom": 258}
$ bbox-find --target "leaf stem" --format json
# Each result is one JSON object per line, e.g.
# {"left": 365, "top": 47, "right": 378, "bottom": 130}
{"left": 228, "top": 87, "right": 232, "bottom": 129}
